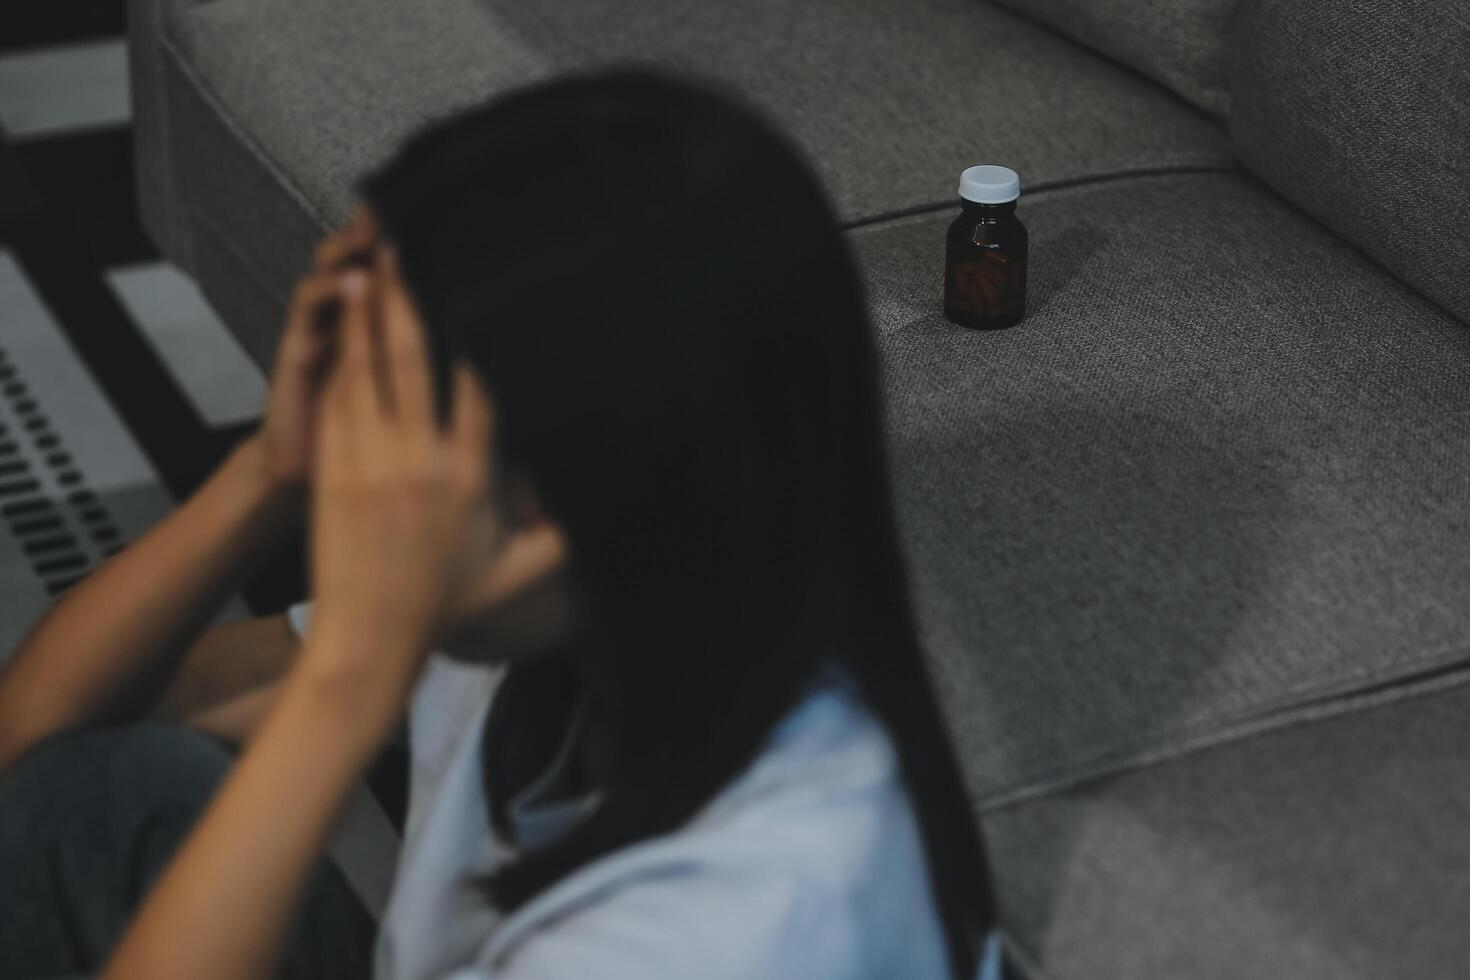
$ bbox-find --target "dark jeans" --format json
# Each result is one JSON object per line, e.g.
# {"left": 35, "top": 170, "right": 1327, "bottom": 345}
{"left": 0, "top": 722, "right": 376, "bottom": 980}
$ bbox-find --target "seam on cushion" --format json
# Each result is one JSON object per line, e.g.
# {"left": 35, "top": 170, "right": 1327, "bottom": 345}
{"left": 987, "top": 640, "right": 1470, "bottom": 804}
{"left": 978, "top": 641, "right": 1470, "bottom": 812}
{"left": 158, "top": 22, "right": 334, "bottom": 230}
{"left": 843, "top": 161, "right": 1240, "bottom": 233}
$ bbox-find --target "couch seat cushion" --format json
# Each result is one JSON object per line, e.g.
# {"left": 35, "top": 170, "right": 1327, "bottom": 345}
{"left": 851, "top": 169, "right": 1470, "bottom": 805}
{"left": 985, "top": 680, "right": 1470, "bottom": 978}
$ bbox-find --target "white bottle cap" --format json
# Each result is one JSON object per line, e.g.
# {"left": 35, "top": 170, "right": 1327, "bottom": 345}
{"left": 958, "top": 165, "right": 1021, "bottom": 204}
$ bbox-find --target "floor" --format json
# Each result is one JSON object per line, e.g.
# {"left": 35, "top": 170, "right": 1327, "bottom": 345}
{"left": 0, "top": 4, "right": 401, "bottom": 920}
{"left": 0, "top": 13, "right": 287, "bottom": 650}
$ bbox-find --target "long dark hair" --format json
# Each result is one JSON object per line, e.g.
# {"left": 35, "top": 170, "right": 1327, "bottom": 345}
{"left": 360, "top": 66, "right": 994, "bottom": 977}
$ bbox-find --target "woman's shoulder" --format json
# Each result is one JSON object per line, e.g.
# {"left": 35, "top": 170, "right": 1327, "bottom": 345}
{"left": 697, "top": 669, "right": 944, "bottom": 927}
{"left": 694, "top": 665, "right": 913, "bottom": 840}
{"left": 468, "top": 668, "right": 953, "bottom": 979}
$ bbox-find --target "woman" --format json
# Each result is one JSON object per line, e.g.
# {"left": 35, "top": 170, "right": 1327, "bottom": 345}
{"left": 0, "top": 69, "right": 1000, "bottom": 979}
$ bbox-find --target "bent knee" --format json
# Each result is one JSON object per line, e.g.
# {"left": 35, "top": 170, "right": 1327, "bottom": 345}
{"left": 0, "top": 722, "right": 233, "bottom": 834}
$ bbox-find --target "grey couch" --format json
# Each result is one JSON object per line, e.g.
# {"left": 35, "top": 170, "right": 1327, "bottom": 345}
{"left": 126, "top": 1, "right": 1470, "bottom": 976}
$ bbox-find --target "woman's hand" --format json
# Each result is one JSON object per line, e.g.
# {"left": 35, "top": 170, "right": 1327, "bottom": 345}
{"left": 251, "top": 207, "right": 378, "bottom": 493}
{"left": 300, "top": 243, "right": 567, "bottom": 733}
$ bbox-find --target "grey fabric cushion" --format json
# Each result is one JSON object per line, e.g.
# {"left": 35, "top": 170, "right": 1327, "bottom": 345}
{"left": 139, "top": 0, "right": 1232, "bottom": 359}
{"left": 983, "top": 680, "right": 1470, "bottom": 978}
{"left": 1232, "top": 0, "right": 1470, "bottom": 323}
{"left": 991, "top": 0, "right": 1240, "bottom": 116}
{"left": 851, "top": 170, "right": 1470, "bottom": 806}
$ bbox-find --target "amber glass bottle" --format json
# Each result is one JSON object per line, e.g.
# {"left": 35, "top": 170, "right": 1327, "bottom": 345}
{"left": 943, "top": 165, "right": 1027, "bottom": 330}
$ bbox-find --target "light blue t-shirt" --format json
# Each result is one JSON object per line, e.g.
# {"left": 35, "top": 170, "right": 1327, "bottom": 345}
{"left": 286, "top": 600, "right": 1002, "bottom": 980}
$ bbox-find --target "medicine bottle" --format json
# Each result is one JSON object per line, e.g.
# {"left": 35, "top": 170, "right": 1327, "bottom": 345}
{"left": 943, "top": 165, "right": 1028, "bottom": 330}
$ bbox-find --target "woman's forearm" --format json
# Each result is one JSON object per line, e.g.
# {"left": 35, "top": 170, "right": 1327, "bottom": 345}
{"left": 100, "top": 631, "right": 397, "bottom": 980}
{"left": 0, "top": 434, "right": 302, "bottom": 771}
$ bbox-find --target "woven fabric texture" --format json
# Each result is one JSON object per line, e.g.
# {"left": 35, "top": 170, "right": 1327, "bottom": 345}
{"left": 854, "top": 170, "right": 1470, "bottom": 806}
{"left": 1232, "top": 0, "right": 1470, "bottom": 322}
{"left": 134, "top": 0, "right": 1233, "bottom": 357}
{"left": 991, "top": 0, "right": 1240, "bottom": 115}
{"left": 984, "top": 680, "right": 1470, "bottom": 978}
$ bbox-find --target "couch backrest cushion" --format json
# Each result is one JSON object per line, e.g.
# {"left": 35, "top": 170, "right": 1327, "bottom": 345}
{"left": 989, "top": 0, "right": 1239, "bottom": 116}
{"left": 1232, "top": 0, "right": 1470, "bottom": 323}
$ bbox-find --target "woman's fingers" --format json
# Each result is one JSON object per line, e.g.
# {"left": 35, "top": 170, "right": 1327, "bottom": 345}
{"left": 313, "top": 229, "right": 369, "bottom": 273}
{"left": 318, "top": 242, "right": 474, "bottom": 484}
{"left": 313, "top": 206, "right": 379, "bottom": 271}
{"left": 314, "top": 325, "right": 353, "bottom": 484}
{"left": 337, "top": 270, "right": 389, "bottom": 429}
{"left": 288, "top": 271, "right": 342, "bottom": 321}
{"left": 345, "top": 204, "right": 378, "bottom": 242}
{"left": 376, "top": 245, "right": 435, "bottom": 431}
{"left": 279, "top": 273, "right": 341, "bottom": 364}
{"left": 449, "top": 360, "right": 495, "bottom": 458}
